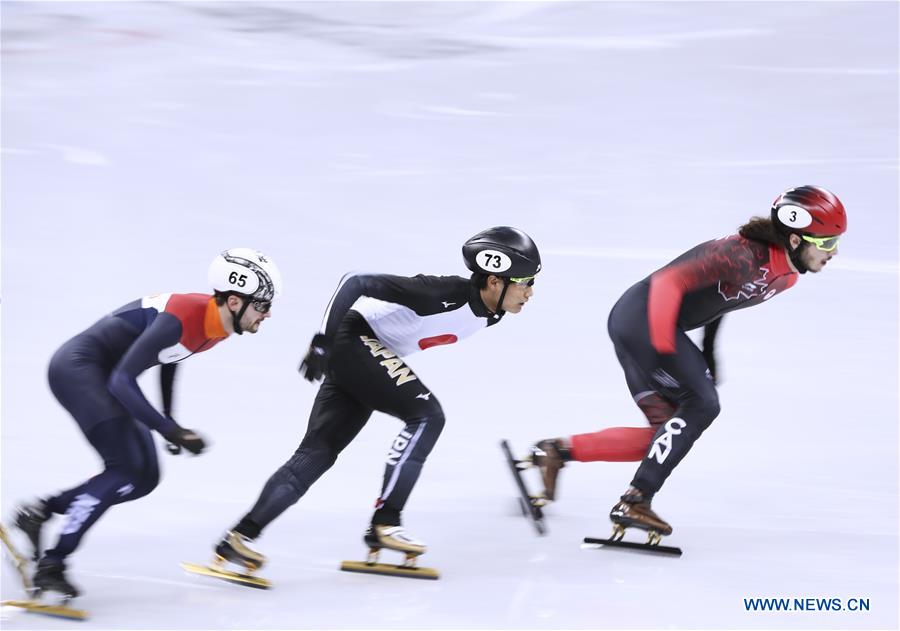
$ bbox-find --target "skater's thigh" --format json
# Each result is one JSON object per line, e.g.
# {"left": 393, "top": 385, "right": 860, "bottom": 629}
{"left": 301, "top": 379, "right": 373, "bottom": 453}
{"left": 86, "top": 416, "right": 158, "bottom": 474}
{"left": 612, "top": 341, "right": 655, "bottom": 402}
{"left": 48, "top": 336, "right": 127, "bottom": 432}
{"left": 608, "top": 282, "right": 659, "bottom": 400}
{"left": 610, "top": 320, "right": 714, "bottom": 414}
{"left": 660, "top": 331, "right": 718, "bottom": 410}
{"left": 330, "top": 333, "right": 441, "bottom": 422}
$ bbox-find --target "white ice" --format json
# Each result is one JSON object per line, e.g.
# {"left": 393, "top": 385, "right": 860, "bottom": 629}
{"left": 1, "top": 2, "right": 897, "bottom": 629}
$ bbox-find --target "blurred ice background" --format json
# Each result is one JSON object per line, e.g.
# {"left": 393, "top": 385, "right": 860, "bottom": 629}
{"left": 1, "top": 2, "right": 897, "bottom": 629}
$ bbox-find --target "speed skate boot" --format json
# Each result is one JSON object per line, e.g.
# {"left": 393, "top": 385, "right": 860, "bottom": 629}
{"left": 33, "top": 557, "right": 80, "bottom": 599}
{"left": 530, "top": 438, "right": 571, "bottom": 502}
{"left": 214, "top": 530, "right": 266, "bottom": 572}
{"left": 14, "top": 499, "right": 51, "bottom": 561}
{"left": 364, "top": 525, "right": 426, "bottom": 567}
{"left": 609, "top": 489, "right": 673, "bottom": 545}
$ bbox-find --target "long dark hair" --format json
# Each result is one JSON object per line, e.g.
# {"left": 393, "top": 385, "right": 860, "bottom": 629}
{"left": 738, "top": 216, "right": 789, "bottom": 248}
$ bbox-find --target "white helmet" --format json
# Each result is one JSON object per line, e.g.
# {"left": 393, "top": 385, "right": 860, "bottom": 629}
{"left": 208, "top": 248, "right": 283, "bottom": 304}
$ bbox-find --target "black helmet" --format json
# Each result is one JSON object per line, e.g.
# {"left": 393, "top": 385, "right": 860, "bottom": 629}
{"left": 462, "top": 226, "right": 541, "bottom": 278}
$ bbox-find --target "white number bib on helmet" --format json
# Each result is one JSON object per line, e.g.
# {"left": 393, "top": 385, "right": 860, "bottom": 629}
{"left": 777, "top": 204, "right": 813, "bottom": 229}
{"left": 223, "top": 265, "right": 261, "bottom": 294}
{"left": 476, "top": 250, "right": 512, "bottom": 273}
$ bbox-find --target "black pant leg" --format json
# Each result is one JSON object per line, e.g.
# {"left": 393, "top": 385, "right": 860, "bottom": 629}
{"left": 609, "top": 282, "right": 720, "bottom": 497}
{"left": 630, "top": 330, "right": 720, "bottom": 496}
{"left": 240, "top": 379, "right": 372, "bottom": 536}
{"left": 329, "top": 315, "right": 445, "bottom": 526}
{"left": 44, "top": 417, "right": 159, "bottom": 561}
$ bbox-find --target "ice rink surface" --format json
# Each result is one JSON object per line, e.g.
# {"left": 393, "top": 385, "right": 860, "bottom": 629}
{"left": 1, "top": 2, "right": 898, "bottom": 629}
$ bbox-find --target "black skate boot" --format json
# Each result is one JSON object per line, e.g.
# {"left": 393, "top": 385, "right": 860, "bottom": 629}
{"left": 33, "top": 557, "right": 80, "bottom": 599}
{"left": 609, "top": 490, "right": 673, "bottom": 542}
{"left": 530, "top": 439, "right": 570, "bottom": 502}
{"left": 214, "top": 530, "right": 266, "bottom": 571}
{"left": 14, "top": 499, "right": 51, "bottom": 561}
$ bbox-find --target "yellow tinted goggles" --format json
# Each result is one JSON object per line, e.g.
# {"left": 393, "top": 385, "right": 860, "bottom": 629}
{"left": 802, "top": 235, "right": 840, "bottom": 252}
{"left": 508, "top": 275, "right": 535, "bottom": 287}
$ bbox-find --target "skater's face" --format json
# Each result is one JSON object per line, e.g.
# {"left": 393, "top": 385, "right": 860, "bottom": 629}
{"left": 482, "top": 275, "right": 534, "bottom": 314}
{"left": 790, "top": 233, "right": 838, "bottom": 273}
{"left": 501, "top": 278, "right": 534, "bottom": 314}
{"left": 239, "top": 298, "right": 272, "bottom": 334}
{"left": 222, "top": 294, "right": 272, "bottom": 334}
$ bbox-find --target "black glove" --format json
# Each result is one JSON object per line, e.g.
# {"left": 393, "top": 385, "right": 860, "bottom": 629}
{"left": 299, "top": 334, "right": 331, "bottom": 382}
{"left": 163, "top": 423, "right": 207, "bottom": 456}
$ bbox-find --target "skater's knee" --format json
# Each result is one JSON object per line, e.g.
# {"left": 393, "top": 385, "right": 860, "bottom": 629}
{"left": 386, "top": 412, "right": 445, "bottom": 468}
{"left": 131, "top": 465, "right": 160, "bottom": 500}
{"left": 98, "top": 465, "right": 146, "bottom": 503}
{"left": 699, "top": 396, "right": 720, "bottom": 425}
{"left": 424, "top": 409, "right": 445, "bottom": 435}
{"left": 288, "top": 443, "right": 339, "bottom": 471}
{"left": 407, "top": 406, "right": 445, "bottom": 433}
{"left": 684, "top": 395, "right": 720, "bottom": 429}
{"left": 279, "top": 454, "right": 328, "bottom": 496}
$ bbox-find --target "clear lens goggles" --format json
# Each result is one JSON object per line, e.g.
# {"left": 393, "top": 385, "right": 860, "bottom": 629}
{"left": 802, "top": 235, "right": 840, "bottom": 252}
{"left": 509, "top": 275, "right": 536, "bottom": 287}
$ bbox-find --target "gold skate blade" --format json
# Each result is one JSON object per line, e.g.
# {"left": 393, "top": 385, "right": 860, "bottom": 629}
{"left": 340, "top": 560, "right": 439, "bottom": 580}
{"left": 583, "top": 536, "right": 682, "bottom": 557}
{"left": 2, "top": 599, "right": 89, "bottom": 620}
{"left": 181, "top": 562, "right": 271, "bottom": 589}
{"left": 0, "top": 523, "right": 34, "bottom": 591}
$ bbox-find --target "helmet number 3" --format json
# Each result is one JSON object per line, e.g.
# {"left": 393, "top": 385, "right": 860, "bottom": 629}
{"left": 777, "top": 204, "right": 812, "bottom": 229}
{"left": 476, "top": 249, "right": 512, "bottom": 273}
{"left": 228, "top": 271, "right": 248, "bottom": 288}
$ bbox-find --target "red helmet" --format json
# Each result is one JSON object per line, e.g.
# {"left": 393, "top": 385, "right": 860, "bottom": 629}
{"left": 770, "top": 185, "right": 847, "bottom": 237}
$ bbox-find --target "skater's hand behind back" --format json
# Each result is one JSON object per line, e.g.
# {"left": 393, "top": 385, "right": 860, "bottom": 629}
{"left": 299, "top": 334, "right": 331, "bottom": 382}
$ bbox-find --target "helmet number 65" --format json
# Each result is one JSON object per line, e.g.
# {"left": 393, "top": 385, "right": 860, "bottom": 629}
{"left": 228, "top": 272, "right": 248, "bottom": 287}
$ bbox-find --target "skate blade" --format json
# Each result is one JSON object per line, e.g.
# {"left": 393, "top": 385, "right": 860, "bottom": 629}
{"left": 340, "top": 560, "right": 439, "bottom": 580}
{"left": 1, "top": 599, "right": 89, "bottom": 620}
{"left": 0, "top": 523, "right": 34, "bottom": 591}
{"left": 501, "top": 440, "right": 548, "bottom": 537}
{"left": 583, "top": 536, "right": 682, "bottom": 557}
{"left": 180, "top": 562, "right": 271, "bottom": 589}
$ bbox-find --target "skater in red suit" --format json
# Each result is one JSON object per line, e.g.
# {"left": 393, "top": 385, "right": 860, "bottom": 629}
{"left": 528, "top": 185, "right": 847, "bottom": 539}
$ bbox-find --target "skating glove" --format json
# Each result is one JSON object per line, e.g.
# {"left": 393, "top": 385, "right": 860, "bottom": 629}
{"left": 163, "top": 424, "right": 207, "bottom": 455}
{"left": 299, "top": 333, "right": 331, "bottom": 382}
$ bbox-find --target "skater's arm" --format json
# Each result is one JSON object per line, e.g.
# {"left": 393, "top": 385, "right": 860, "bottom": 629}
{"left": 701, "top": 316, "right": 723, "bottom": 383}
{"left": 317, "top": 273, "right": 459, "bottom": 339}
{"left": 108, "top": 314, "right": 182, "bottom": 435}
{"left": 647, "top": 243, "right": 728, "bottom": 354}
{"left": 160, "top": 363, "right": 178, "bottom": 418}
{"left": 299, "top": 273, "right": 463, "bottom": 382}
